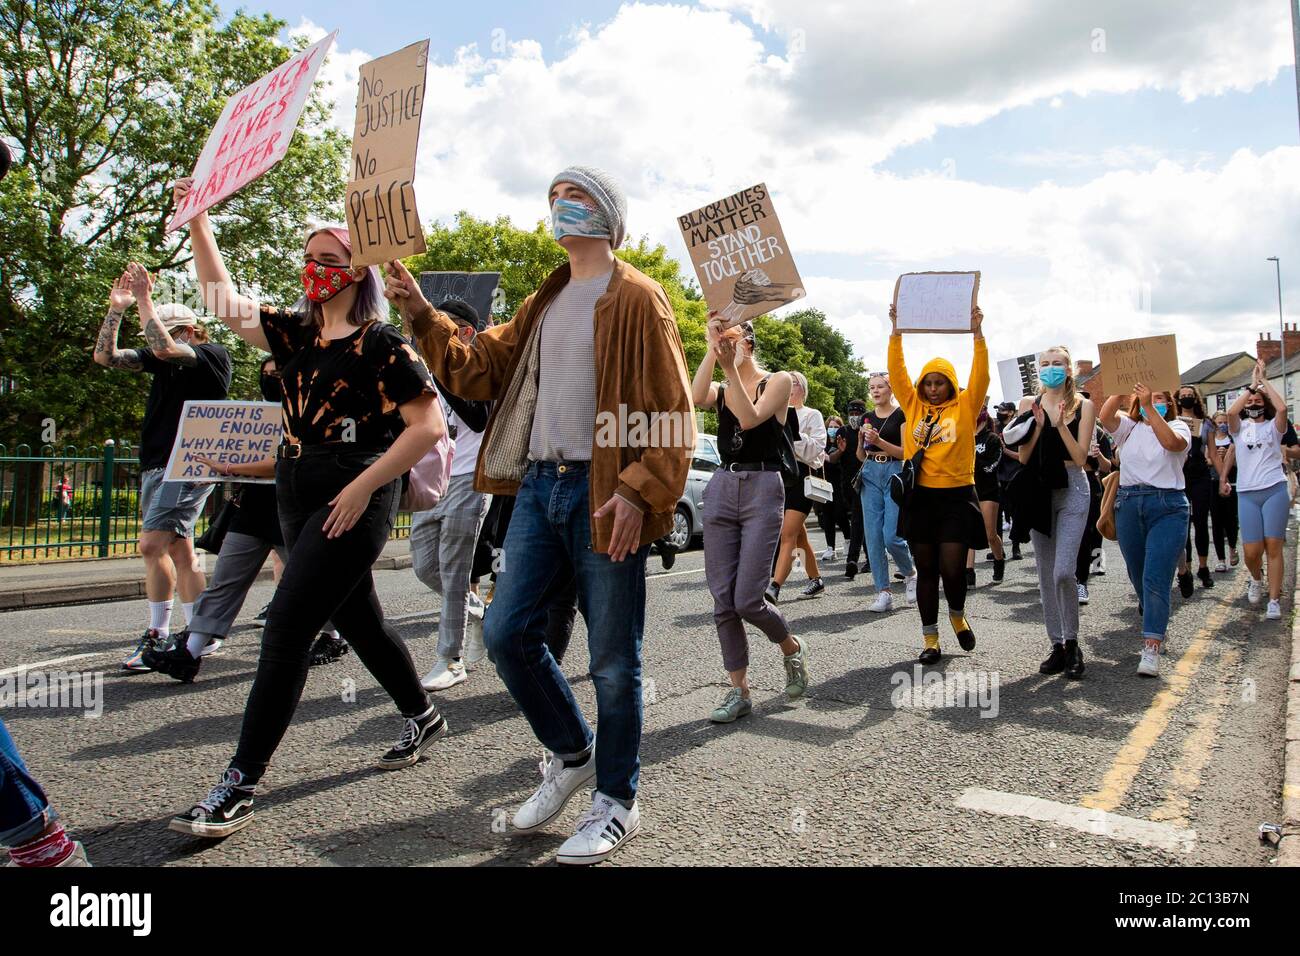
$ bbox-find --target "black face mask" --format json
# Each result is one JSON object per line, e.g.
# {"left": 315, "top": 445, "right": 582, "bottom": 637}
{"left": 1245, "top": 407, "right": 1265, "bottom": 419}
{"left": 1178, "top": 397, "right": 1196, "bottom": 410}
{"left": 260, "top": 373, "right": 283, "bottom": 403}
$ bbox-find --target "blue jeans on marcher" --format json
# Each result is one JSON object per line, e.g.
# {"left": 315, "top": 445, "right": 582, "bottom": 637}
{"left": 1114, "top": 484, "right": 1189, "bottom": 641}
{"left": 859, "top": 459, "right": 914, "bottom": 592}
{"left": 0, "top": 718, "right": 54, "bottom": 846}
{"left": 483, "top": 461, "right": 649, "bottom": 804}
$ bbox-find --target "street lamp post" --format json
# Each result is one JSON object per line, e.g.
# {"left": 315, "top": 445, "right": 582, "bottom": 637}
{"left": 1268, "top": 256, "right": 1287, "bottom": 417}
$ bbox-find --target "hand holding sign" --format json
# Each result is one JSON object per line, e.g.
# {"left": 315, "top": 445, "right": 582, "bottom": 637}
{"left": 893, "top": 272, "right": 981, "bottom": 333}
{"left": 382, "top": 258, "right": 430, "bottom": 322}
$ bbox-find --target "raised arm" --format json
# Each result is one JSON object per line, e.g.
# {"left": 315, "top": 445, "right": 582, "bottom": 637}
{"left": 1137, "top": 385, "right": 1188, "bottom": 453}
{"left": 130, "top": 263, "right": 197, "bottom": 367}
{"left": 965, "top": 308, "right": 989, "bottom": 407}
{"left": 1098, "top": 394, "right": 1125, "bottom": 433}
{"left": 886, "top": 306, "right": 915, "bottom": 408}
{"left": 93, "top": 271, "right": 144, "bottom": 371}
{"left": 692, "top": 317, "right": 723, "bottom": 409}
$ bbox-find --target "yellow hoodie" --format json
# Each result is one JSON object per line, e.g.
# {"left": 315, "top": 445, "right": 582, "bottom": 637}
{"left": 887, "top": 334, "right": 990, "bottom": 488}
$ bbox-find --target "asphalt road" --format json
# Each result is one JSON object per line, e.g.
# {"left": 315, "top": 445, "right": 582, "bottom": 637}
{"left": 0, "top": 530, "right": 1291, "bottom": 866}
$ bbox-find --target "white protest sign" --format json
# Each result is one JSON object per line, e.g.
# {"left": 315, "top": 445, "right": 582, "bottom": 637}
{"left": 997, "top": 353, "right": 1040, "bottom": 401}
{"left": 164, "top": 401, "right": 282, "bottom": 484}
{"left": 893, "top": 271, "right": 980, "bottom": 333}
{"left": 168, "top": 31, "right": 337, "bottom": 232}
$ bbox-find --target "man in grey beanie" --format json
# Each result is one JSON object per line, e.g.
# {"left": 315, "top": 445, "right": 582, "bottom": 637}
{"left": 385, "top": 166, "right": 693, "bottom": 865}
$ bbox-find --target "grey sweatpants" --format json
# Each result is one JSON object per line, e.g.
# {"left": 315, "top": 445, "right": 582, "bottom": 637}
{"left": 1030, "top": 467, "right": 1091, "bottom": 645}
{"left": 702, "top": 468, "right": 790, "bottom": 672}
{"left": 410, "top": 473, "right": 489, "bottom": 659}
{"left": 189, "top": 532, "right": 288, "bottom": 639}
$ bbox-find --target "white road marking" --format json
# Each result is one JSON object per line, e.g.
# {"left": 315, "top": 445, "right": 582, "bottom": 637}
{"left": 647, "top": 567, "right": 708, "bottom": 580}
{"left": 0, "top": 653, "right": 108, "bottom": 678}
{"left": 956, "top": 787, "right": 1197, "bottom": 853}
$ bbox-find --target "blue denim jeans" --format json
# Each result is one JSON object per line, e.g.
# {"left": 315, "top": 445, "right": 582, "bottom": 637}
{"left": 1114, "top": 484, "right": 1189, "bottom": 641}
{"left": 0, "top": 718, "right": 54, "bottom": 846}
{"left": 483, "top": 461, "right": 649, "bottom": 803}
{"left": 859, "top": 459, "right": 914, "bottom": 592}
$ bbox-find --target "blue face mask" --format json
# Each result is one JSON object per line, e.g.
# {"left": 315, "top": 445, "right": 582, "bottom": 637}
{"left": 1039, "top": 366, "right": 1067, "bottom": 389}
{"left": 551, "top": 198, "right": 611, "bottom": 242}
{"left": 1141, "top": 403, "right": 1168, "bottom": 420}
{"left": 827, "top": 427, "right": 838, "bottom": 440}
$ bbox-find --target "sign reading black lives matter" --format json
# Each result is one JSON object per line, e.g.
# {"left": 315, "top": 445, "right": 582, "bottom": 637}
{"left": 419, "top": 272, "right": 501, "bottom": 327}
{"left": 678, "top": 183, "right": 805, "bottom": 329}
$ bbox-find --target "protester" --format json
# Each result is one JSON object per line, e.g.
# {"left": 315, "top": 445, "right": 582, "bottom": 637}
{"left": 94, "top": 264, "right": 232, "bottom": 672}
{"left": 387, "top": 166, "right": 692, "bottom": 865}
{"left": 769, "top": 371, "right": 827, "bottom": 601}
{"left": 166, "top": 178, "right": 448, "bottom": 839}
{"left": 835, "top": 399, "right": 869, "bottom": 579}
{"left": 1074, "top": 419, "right": 1116, "bottom": 605}
{"left": 815, "top": 415, "right": 852, "bottom": 559}
{"left": 994, "top": 402, "right": 1024, "bottom": 561}
{"left": 1174, "top": 385, "right": 1215, "bottom": 594}
{"left": 887, "top": 304, "right": 988, "bottom": 665}
{"left": 972, "top": 405, "right": 1006, "bottom": 585}
{"left": 1098, "top": 384, "right": 1191, "bottom": 678}
{"left": 1011, "top": 348, "right": 1096, "bottom": 679}
{"left": 856, "top": 371, "right": 916, "bottom": 612}
{"left": 693, "top": 321, "right": 810, "bottom": 723}
{"left": 1209, "top": 411, "right": 1240, "bottom": 572}
{"left": 1226, "top": 360, "right": 1289, "bottom": 619}
{"left": 1, "top": 718, "right": 89, "bottom": 867}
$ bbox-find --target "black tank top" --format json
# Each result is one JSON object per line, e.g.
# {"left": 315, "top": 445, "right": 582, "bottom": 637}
{"left": 1182, "top": 420, "right": 1210, "bottom": 481}
{"left": 717, "top": 378, "right": 785, "bottom": 467}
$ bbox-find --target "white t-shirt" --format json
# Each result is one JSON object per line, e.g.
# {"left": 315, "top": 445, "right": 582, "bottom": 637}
{"left": 1233, "top": 418, "right": 1286, "bottom": 493}
{"left": 449, "top": 406, "right": 483, "bottom": 479}
{"left": 1108, "top": 415, "right": 1192, "bottom": 489}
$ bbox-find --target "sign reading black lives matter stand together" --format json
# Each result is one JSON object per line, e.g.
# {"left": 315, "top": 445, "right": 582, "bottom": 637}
{"left": 164, "top": 401, "right": 282, "bottom": 484}
{"left": 678, "top": 183, "right": 805, "bottom": 329}
{"left": 346, "top": 40, "right": 429, "bottom": 268}
{"left": 893, "top": 271, "right": 981, "bottom": 333}
{"left": 419, "top": 272, "right": 502, "bottom": 327}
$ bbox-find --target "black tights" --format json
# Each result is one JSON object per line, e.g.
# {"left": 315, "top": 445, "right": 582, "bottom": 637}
{"left": 1184, "top": 476, "right": 1213, "bottom": 564}
{"left": 909, "top": 540, "right": 969, "bottom": 627}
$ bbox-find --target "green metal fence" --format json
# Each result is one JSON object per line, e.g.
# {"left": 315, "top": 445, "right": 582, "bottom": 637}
{"left": 0, "top": 442, "right": 412, "bottom": 563}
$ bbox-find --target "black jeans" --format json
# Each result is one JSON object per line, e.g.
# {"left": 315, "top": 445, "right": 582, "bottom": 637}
{"left": 1212, "top": 486, "right": 1239, "bottom": 559}
{"left": 1184, "top": 475, "right": 1214, "bottom": 564}
{"left": 844, "top": 479, "right": 865, "bottom": 564}
{"left": 231, "top": 449, "right": 430, "bottom": 784}
{"left": 1076, "top": 478, "right": 1103, "bottom": 584}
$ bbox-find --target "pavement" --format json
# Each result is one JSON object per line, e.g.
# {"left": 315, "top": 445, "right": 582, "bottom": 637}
{"left": 0, "top": 529, "right": 1294, "bottom": 867}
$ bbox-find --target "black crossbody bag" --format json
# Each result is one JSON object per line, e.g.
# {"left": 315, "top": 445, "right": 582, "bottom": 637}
{"left": 889, "top": 418, "right": 939, "bottom": 507}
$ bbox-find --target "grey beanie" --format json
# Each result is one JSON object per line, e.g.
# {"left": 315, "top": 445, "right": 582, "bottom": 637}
{"left": 549, "top": 165, "right": 627, "bottom": 249}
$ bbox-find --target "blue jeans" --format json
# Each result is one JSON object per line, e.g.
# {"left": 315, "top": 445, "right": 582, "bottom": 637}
{"left": 859, "top": 459, "right": 914, "bottom": 592}
{"left": 1114, "top": 484, "right": 1189, "bottom": 641}
{"left": 483, "top": 461, "right": 649, "bottom": 803}
{"left": 0, "top": 718, "right": 54, "bottom": 846}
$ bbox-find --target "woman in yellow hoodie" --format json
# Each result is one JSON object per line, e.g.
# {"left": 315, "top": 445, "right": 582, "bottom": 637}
{"left": 887, "top": 304, "right": 989, "bottom": 664}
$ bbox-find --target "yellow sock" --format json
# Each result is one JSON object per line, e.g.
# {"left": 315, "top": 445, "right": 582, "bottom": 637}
{"left": 949, "top": 613, "right": 971, "bottom": 635}
{"left": 923, "top": 633, "right": 941, "bottom": 651}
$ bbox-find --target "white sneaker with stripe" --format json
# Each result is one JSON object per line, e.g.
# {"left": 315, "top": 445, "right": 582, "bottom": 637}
{"left": 556, "top": 791, "right": 640, "bottom": 865}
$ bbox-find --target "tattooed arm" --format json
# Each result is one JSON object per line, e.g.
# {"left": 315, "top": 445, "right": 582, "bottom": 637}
{"left": 93, "top": 271, "right": 145, "bottom": 371}
{"left": 131, "top": 262, "right": 197, "bottom": 367}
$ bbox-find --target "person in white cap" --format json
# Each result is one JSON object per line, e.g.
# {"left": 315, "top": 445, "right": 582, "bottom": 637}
{"left": 94, "top": 262, "right": 231, "bottom": 673}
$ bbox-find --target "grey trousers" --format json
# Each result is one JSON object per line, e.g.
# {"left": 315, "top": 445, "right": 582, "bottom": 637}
{"left": 702, "top": 468, "right": 790, "bottom": 672}
{"left": 1030, "top": 467, "right": 1091, "bottom": 645}
{"left": 189, "top": 532, "right": 288, "bottom": 639}
{"left": 410, "top": 473, "right": 489, "bottom": 659}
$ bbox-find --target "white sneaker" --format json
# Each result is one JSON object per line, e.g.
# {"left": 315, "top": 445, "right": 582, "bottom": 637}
{"left": 511, "top": 749, "right": 595, "bottom": 833}
{"left": 196, "top": 637, "right": 224, "bottom": 658}
{"left": 1267, "top": 599, "right": 1282, "bottom": 620}
{"left": 421, "top": 658, "right": 466, "bottom": 691}
{"left": 1090, "top": 551, "right": 1107, "bottom": 576}
{"left": 819, "top": 547, "right": 836, "bottom": 562}
{"left": 1247, "top": 577, "right": 1264, "bottom": 605}
{"left": 1214, "top": 561, "right": 1228, "bottom": 573}
{"left": 1137, "top": 645, "right": 1160, "bottom": 678}
{"left": 868, "top": 591, "right": 893, "bottom": 613}
{"left": 1077, "top": 583, "right": 1089, "bottom": 606}
{"left": 905, "top": 573, "right": 918, "bottom": 605}
{"left": 464, "top": 596, "right": 487, "bottom": 667}
{"left": 555, "top": 791, "right": 640, "bottom": 865}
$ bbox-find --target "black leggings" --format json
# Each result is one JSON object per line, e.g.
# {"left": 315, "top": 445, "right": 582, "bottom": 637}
{"left": 231, "top": 452, "right": 430, "bottom": 785}
{"left": 1184, "top": 476, "right": 1214, "bottom": 564}
{"left": 909, "top": 540, "right": 969, "bottom": 627}
{"left": 845, "top": 485, "right": 865, "bottom": 564}
{"left": 1212, "top": 486, "right": 1239, "bottom": 559}
{"left": 1076, "top": 483, "right": 1102, "bottom": 584}
{"left": 815, "top": 495, "right": 851, "bottom": 549}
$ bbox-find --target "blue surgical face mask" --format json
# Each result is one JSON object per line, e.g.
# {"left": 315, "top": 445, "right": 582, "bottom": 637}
{"left": 551, "top": 198, "right": 611, "bottom": 242}
{"left": 1141, "top": 403, "right": 1168, "bottom": 420}
{"left": 1039, "top": 366, "right": 1067, "bottom": 389}
{"left": 1217, "top": 422, "right": 1229, "bottom": 433}
{"left": 827, "top": 427, "right": 838, "bottom": 440}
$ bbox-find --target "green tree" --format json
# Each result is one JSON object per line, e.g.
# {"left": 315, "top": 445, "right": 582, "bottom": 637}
{"left": 0, "top": 0, "right": 349, "bottom": 447}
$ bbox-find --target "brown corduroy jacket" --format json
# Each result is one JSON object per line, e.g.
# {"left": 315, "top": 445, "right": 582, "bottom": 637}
{"left": 407, "top": 258, "right": 694, "bottom": 552}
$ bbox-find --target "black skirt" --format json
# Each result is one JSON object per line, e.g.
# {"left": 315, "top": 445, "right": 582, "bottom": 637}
{"left": 900, "top": 484, "right": 987, "bottom": 549}
{"left": 975, "top": 472, "right": 1001, "bottom": 504}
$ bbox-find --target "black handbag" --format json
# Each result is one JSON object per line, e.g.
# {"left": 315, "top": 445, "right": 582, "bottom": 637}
{"left": 195, "top": 490, "right": 238, "bottom": 554}
{"left": 889, "top": 418, "right": 939, "bottom": 507}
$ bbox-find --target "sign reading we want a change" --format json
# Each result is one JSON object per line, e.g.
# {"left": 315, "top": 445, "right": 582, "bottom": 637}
{"left": 164, "top": 402, "right": 282, "bottom": 484}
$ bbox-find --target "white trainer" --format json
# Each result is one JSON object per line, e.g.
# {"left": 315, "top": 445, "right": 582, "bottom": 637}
{"left": 819, "top": 547, "right": 836, "bottom": 562}
{"left": 905, "top": 573, "right": 918, "bottom": 605}
{"left": 555, "top": 791, "right": 640, "bottom": 865}
{"left": 867, "top": 591, "right": 893, "bottom": 613}
{"left": 1137, "top": 644, "right": 1160, "bottom": 678}
{"left": 1214, "top": 561, "right": 1228, "bottom": 573}
{"left": 197, "top": 637, "right": 224, "bottom": 658}
{"left": 421, "top": 658, "right": 467, "bottom": 691}
{"left": 1247, "top": 577, "right": 1264, "bottom": 605}
{"left": 1266, "top": 599, "right": 1282, "bottom": 620}
{"left": 511, "top": 749, "right": 595, "bottom": 833}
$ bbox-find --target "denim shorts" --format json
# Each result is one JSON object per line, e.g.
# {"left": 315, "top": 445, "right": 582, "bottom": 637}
{"left": 140, "top": 467, "right": 214, "bottom": 538}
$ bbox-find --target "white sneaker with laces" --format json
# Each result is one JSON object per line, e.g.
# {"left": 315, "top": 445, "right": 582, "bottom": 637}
{"left": 1247, "top": 577, "right": 1264, "bottom": 605}
{"left": 421, "top": 658, "right": 467, "bottom": 691}
{"left": 1137, "top": 644, "right": 1160, "bottom": 678}
{"left": 819, "top": 547, "right": 836, "bottom": 562}
{"left": 1077, "top": 583, "right": 1089, "bottom": 606}
{"left": 1214, "top": 561, "right": 1227, "bottom": 573}
{"left": 868, "top": 591, "right": 893, "bottom": 613}
{"left": 1267, "top": 599, "right": 1282, "bottom": 620}
{"left": 511, "top": 749, "right": 595, "bottom": 833}
{"left": 555, "top": 791, "right": 640, "bottom": 865}
{"left": 197, "top": 637, "right": 224, "bottom": 658}
{"left": 905, "top": 573, "right": 918, "bottom": 605}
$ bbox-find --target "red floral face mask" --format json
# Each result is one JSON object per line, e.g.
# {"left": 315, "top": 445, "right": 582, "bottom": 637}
{"left": 301, "top": 259, "right": 356, "bottom": 303}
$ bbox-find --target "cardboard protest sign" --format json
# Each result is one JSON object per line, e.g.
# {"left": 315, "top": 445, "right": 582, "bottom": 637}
{"left": 164, "top": 402, "right": 282, "bottom": 484}
{"left": 997, "top": 353, "right": 1040, "bottom": 402}
{"left": 346, "top": 40, "right": 429, "bottom": 268}
{"left": 418, "top": 272, "right": 501, "bottom": 327}
{"left": 678, "top": 183, "right": 804, "bottom": 328}
{"left": 1097, "top": 334, "right": 1180, "bottom": 398}
{"left": 168, "top": 32, "right": 337, "bottom": 232}
{"left": 893, "top": 271, "right": 980, "bottom": 333}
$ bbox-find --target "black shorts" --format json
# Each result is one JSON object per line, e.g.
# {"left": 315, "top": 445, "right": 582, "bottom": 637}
{"left": 975, "top": 473, "right": 1000, "bottom": 504}
{"left": 899, "top": 484, "right": 987, "bottom": 549}
{"left": 784, "top": 480, "right": 814, "bottom": 515}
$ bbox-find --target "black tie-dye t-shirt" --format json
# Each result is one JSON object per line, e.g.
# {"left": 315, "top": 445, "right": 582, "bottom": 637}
{"left": 260, "top": 308, "right": 435, "bottom": 448}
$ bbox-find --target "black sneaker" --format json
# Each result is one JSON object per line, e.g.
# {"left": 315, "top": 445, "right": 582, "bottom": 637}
{"left": 122, "top": 629, "right": 164, "bottom": 673}
{"left": 253, "top": 603, "right": 271, "bottom": 626}
{"left": 844, "top": 561, "right": 858, "bottom": 580}
{"left": 378, "top": 704, "right": 448, "bottom": 770}
{"left": 169, "top": 769, "right": 255, "bottom": 838}
{"left": 1197, "top": 567, "right": 1214, "bottom": 590}
{"left": 309, "top": 633, "right": 350, "bottom": 667}
{"left": 1177, "top": 571, "right": 1194, "bottom": 598}
{"left": 1039, "top": 645, "right": 1068, "bottom": 675}
{"left": 765, "top": 581, "right": 781, "bottom": 605}
{"left": 1064, "top": 639, "right": 1085, "bottom": 679}
{"left": 1011, "top": 544, "right": 1023, "bottom": 561}
{"left": 801, "top": 577, "right": 825, "bottom": 597}
{"left": 660, "top": 547, "right": 676, "bottom": 571}
{"left": 966, "top": 568, "right": 977, "bottom": 588}
{"left": 992, "top": 558, "right": 1005, "bottom": 583}
{"left": 142, "top": 641, "right": 201, "bottom": 684}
